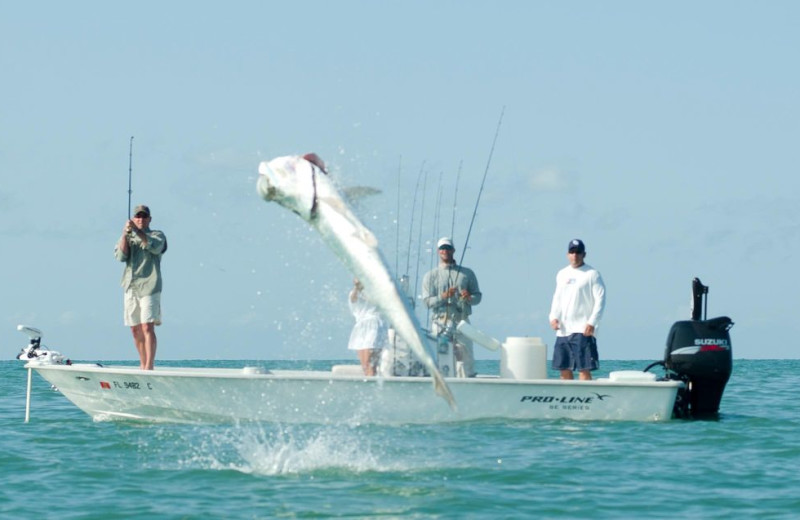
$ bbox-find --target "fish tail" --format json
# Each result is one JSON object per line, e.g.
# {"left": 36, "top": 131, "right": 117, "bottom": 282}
{"left": 432, "top": 372, "right": 457, "bottom": 410}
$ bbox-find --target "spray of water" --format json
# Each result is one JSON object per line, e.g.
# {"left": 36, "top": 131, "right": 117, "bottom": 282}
{"left": 163, "top": 424, "right": 418, "bottom": 476}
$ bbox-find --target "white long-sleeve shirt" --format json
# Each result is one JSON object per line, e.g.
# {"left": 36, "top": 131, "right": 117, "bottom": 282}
{"left": 549, "top": 263, "right": 606, "bottom": 337}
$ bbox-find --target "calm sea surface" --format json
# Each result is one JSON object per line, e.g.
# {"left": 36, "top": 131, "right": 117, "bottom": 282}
{"left": 2, "top": 359, "right": 799, "bottom": 519}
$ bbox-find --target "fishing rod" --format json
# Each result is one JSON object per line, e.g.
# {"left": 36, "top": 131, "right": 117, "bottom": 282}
{"left": 450, "top": 160, "right": 463, "bottom": 240}
{"left": 394, "top": 155, "right": 402, "bottom": 278}
{"left": 404, "top": 161, "right": 426, "bottom": 277}
{"left": 426, "top": 171, "right": 444, "bottom": 326}
{"left": 412, "top": 168, "right": 429, "bottom": 305}
{"left": 430, "top": 171, "right": 445, "bottom": 276}
{"left": 458, "top": 106, "right": 505, "bottom": 267}
{"left": 432, "top": 171, "right": 444, "bottom": 265}
{"left": 127, "top": 136, "right": 134, "bottom": 218}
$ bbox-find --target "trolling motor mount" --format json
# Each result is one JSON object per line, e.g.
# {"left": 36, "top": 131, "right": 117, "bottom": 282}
{"left": 15, "top": 325, "right": 67, "bottom": 365}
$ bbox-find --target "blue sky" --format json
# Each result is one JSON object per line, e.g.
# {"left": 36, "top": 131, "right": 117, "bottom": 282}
{"left": 2, "top": 1, "right": 798, "bottom": 361}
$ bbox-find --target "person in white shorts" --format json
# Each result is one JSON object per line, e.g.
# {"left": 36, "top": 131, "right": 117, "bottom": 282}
{"left": 114, "top": 205, "right": 167, "bottom": 370}
{"left": 347, "top": 278, "right": 389, "bottom": 375}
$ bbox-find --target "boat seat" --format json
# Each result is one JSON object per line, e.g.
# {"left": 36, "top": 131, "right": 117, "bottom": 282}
{"left": 608, "top": 370, "right": 657, "bottom": 382}
{"left": 331, "top": 364, "right": 366, "bottom": 376}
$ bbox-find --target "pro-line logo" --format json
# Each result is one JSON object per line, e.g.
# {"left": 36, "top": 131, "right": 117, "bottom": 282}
{"left": 520, "top": 392, "right": 610, "bottom": 404}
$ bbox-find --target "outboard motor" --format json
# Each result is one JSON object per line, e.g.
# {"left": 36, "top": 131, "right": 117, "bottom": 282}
{"left": 664, "top": 278, "right": 733, "bottom": 418}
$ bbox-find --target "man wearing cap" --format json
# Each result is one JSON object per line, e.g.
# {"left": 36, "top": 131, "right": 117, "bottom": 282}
{"left": 422, "top": 237, "right": 482, "bottom": 377}
{"left": 549, "top": 239, "right": 606, "bottom": 380}
{"left": 114, "top": 205, "right": 167, "bottom": 370}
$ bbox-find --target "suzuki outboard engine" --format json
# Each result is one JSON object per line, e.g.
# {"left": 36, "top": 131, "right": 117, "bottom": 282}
{"left": 664, "top": 278, "right": 733, "bottom": 418}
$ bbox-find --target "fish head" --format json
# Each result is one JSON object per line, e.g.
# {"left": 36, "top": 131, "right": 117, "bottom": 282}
{"left": 257, "top": 155, "right": 320, "bottom": 222}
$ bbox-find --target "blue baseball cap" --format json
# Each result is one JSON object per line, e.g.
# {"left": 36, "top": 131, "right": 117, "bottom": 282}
{"left": 567, "top": 239, "right": 585, "bottom": 253}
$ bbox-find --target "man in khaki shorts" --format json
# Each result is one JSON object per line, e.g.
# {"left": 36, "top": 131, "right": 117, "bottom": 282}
{"left": 114, "top": 204, "right": 167, "bottom": 370}
{"left": 422, "top": 237, "right": 482, "bottom": 377}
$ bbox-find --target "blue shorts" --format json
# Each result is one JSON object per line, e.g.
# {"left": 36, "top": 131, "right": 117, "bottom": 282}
{"left": 552, "top": 333, "right": 599, "bottom": 372}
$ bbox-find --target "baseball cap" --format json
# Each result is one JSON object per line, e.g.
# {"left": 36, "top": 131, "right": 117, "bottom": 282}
{"left": 437, "top": 237, "right": 454, "bottom": 250}
{"left": 567, "top": 238, "right": 585, "bottom": 253}
{"left": 133, "top": 205, "right": 151, "bottom": 217}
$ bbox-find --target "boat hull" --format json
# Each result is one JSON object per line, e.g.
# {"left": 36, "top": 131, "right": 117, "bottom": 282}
{"left": 27, "top": 363, "right": 682, "bottom": 424}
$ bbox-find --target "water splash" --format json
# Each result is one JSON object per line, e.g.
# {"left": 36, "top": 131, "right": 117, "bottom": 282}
{"left": 165, "top": 423, "right": 409, "bottom": 476}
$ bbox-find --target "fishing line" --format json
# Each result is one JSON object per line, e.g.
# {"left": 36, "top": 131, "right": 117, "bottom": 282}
{"left": 127, "top": 136, "right": 134, "bottom": 218}
{"left": 458, "top": 106, "right": 505, "bottom": 267}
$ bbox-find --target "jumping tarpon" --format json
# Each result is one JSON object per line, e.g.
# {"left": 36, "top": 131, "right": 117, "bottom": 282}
{"left": 257, "top": 154, "right": 456, "bottom": 408}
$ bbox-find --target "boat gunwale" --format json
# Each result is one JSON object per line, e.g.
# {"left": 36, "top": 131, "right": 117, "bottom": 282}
{"left": 26, "top": 362, "right": 685, "bottom": 388}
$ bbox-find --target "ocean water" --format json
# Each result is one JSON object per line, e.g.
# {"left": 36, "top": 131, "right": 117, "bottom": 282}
{"left": 2, "top": 359, "right": 799, "bottom": 519}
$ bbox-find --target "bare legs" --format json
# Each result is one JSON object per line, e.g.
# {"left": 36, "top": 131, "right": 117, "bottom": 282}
{"left": 358, "top": 349, "right": 377, "bottom": 376}
{"left": 131, "top": 323, "right": 157, "bottom": 370}
{"left": 559, "top": 369, "right": 592, "bottom": 381}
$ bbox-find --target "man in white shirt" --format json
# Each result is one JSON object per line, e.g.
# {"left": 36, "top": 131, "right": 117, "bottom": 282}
{"left": 549, "top": 239, "right": 606, "bottom": 380}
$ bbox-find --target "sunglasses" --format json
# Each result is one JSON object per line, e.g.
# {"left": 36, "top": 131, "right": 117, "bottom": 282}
{"left": 134, "top": 213, "right": 150, "bottom": 218}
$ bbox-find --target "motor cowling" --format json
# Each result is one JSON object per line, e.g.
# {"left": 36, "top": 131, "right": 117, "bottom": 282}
{"left": 665, "top": 282, "right": 733, "bottom": 417}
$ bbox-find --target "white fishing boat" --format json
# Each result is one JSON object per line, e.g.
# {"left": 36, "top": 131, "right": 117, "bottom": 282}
{"left": 16, "top": 154, "right": 733, "bottom": 424}
{"left": 17, "top": 279, "right": 732, "bottom": 425}
{"left": 20, "top": 361, "right": 681, "bottom": 424}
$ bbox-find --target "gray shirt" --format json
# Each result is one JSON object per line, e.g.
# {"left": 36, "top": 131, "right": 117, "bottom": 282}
{"left": 114, "top": 229, "right": 167, "bottom": 296}
{"left": 422, "top": 262, "right": 482, "bottom": 322}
